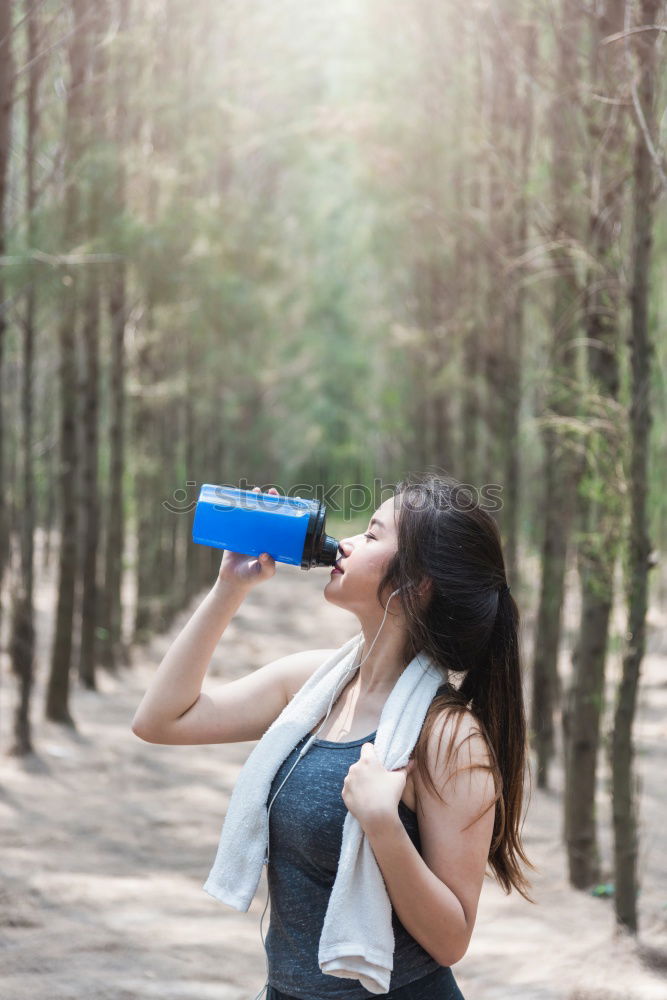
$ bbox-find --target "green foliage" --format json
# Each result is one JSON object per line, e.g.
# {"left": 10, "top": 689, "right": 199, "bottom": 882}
{"left": 2, "top": 0, "right": 666, "bottom": 553}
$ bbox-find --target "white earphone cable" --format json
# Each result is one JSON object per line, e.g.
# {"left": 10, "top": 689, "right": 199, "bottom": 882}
{"left": 252, "top": 588, "right": 404, "bottom": 1000}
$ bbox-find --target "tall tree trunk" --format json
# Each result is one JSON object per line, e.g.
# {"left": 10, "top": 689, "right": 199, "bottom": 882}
{"left": 132, "top": 332, "right": 161, "bottom": 643}
{"left": 9, "top": 0, "right": 41, "bottom": 756}
{"left": 483, "top": 0, "right": 517, "bottom": 495}
{"left": 407, "top": 0, "right": 453, "bottom": 474}
{"left": 612, "top": 0, "right": 660, "bottom": 934}
{"left": 99, "top": 0, "right": 131, "bottom": 671}
{"left": 564, "top": 0, "right": 627, "bottom": 890}
{"left": 531, "top": 0, "right": 584, "bottom": 789}
{"left": 503, "top": 22, "right": 537, "bottom": 590}
{"left": 78, "top": 0, "right": 109, "bottom": 689}
{"left": 45, "top": 0, "right": 88, "bottom": 725}
{"left": 460, "top": 24, "right": 484, "bottom": 485}
{"left": 77, "top": 269, "right": 101, "bottom": 688}
{"left": 0, "top": 0, "right": 14, "bottom": 642}
{"left": 41, "top": 376, "right": 57, "bottom": 572}
{"left": 132, "top": 15, "right": 173, "bottom": 644}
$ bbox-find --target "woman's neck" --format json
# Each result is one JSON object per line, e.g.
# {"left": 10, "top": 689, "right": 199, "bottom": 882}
{"left": 354, "top": 620, "right": 410, "bottom": 695}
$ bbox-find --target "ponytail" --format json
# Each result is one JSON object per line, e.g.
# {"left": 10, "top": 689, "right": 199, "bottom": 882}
{"left": 378, "top": 471, "right": 537, "bottom": 903}
{"left": 457, "top": 585, "right": 536, "bottom": 901}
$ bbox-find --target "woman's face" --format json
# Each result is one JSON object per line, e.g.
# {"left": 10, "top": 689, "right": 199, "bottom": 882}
{"left": 324, "top": 495, "right": 400, "bottom": 612}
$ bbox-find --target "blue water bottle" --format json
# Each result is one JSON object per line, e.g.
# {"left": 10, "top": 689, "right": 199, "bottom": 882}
{"left": 192, "top": 485, "right": 340, "bottom": 569}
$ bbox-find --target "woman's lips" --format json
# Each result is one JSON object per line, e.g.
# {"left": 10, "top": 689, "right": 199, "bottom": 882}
{"left": 331, "top": 566, "right": 343, "bottom": 574}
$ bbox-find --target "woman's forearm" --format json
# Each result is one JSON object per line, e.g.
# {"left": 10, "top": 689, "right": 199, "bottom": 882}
{"left": 365, "top": 815, "right": 469, "bottom": 968}
{"left": 131, "top": 578, "right": 249, "bottom": 733}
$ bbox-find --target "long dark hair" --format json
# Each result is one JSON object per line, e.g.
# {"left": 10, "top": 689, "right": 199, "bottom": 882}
{"left": 376, "top": 470, "right": 536, "bottom": 903}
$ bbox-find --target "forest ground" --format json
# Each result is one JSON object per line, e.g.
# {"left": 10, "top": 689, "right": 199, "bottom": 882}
{"left": 1, "top": 533, "right": 666, "bottom": 1000}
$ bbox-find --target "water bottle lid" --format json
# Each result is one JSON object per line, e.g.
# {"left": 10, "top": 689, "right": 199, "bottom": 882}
{"left": 319, "top": 534, "right": 339, "bottom": 567}
{"left": 301, "top": 502, "right": 339, "bottom": 568}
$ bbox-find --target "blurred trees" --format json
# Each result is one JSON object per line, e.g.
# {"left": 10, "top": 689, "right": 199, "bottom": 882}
{"left": 564, "top": 0, "right": 629, "bottom": 892}
{"left": 0, "top": 0, "right": 13, "bottom": 624}
{"left": 0, "top": 0, "right": 665, "bottom": 934}
{"left": 8, "top": 0, "right": 40, "bottom": 755}
{"left": 612, "top": 0, "right": 662, "bottom": 934}
{"left": 531, "top": 0, "right": 584, "bottom": 792}
{"left": 45, "top": 0, "right": 88, "bottom": 724}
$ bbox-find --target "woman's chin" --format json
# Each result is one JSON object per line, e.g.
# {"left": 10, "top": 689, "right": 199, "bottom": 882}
{"left": 323, "top": 574, "right": 344, "bottom": 601}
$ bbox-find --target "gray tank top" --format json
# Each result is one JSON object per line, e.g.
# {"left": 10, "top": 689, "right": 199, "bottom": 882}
{"left": 265, "top": 727, "right": 445, "bottom": 999}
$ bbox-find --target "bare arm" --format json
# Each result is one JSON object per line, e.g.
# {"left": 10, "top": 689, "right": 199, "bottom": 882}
{"left": 130, "top": 484, "right": 336, "bottom": 745}
{"left": 364, "top": 712, "right": 496, "bottom": 966}
{"left": 132, "top": 483, "right": 280, "bottom": 743}
{"left": 131, "top": 577, "right": 251, "bottom": 739}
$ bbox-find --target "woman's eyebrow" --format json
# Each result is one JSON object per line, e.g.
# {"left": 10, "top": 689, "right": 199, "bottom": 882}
{"left": 369, "top": 517, "right": 384, "bottom": 530}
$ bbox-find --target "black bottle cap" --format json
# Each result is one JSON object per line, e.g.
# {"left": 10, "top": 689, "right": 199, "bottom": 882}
{"left": 318, "top": 533, "right": 340, "bottom": 567}
{"left": 301, "top": 501, "right": 339, "bottom": 569}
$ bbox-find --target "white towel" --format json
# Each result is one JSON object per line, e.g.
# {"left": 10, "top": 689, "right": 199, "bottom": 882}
{"left": 203, "top": 631, "right": 444, "bottom": 994}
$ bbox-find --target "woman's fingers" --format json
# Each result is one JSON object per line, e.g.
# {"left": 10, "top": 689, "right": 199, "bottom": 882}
{"left": 251, "top": 484, "right": 279, "bottom": 495}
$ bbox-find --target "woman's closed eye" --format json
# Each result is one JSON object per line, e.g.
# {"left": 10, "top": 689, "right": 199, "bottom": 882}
{"left": 364, "top": 532, "right": 376, "bottom": 540}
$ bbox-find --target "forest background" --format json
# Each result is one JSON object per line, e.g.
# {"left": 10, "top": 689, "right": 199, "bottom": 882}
{"left": 0, "top": 1, "right": 666, "bottom": 998}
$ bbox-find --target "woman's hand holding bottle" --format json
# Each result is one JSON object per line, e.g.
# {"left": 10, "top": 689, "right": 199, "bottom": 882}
{"left": 217, "top": 485, "right": 278, "bottom": 589}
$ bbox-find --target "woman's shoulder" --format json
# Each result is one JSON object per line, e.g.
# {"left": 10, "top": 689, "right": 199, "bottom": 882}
{"left": 419, "top": 686, "right": 492, "bottom": 776}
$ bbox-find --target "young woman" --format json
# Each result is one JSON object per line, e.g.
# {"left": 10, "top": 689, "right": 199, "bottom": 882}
{"left": 132, "top": 471, "right": 535, "bottom": 1000}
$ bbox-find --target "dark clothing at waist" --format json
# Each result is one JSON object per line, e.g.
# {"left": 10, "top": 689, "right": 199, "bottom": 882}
{"left": 266, "top": 963, "right": 465, "bottom": 1000}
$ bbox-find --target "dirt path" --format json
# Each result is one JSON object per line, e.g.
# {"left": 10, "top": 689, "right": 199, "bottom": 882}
{"left": 1, "top": 549, "right": 666, "bottom": 1000}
